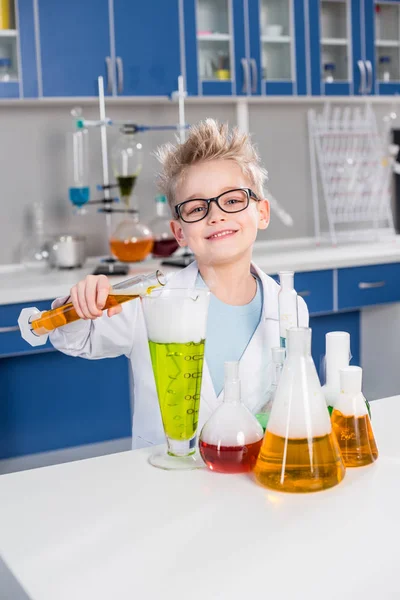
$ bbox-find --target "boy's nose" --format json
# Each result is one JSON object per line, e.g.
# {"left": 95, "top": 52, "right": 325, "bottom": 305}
{"left": 207, "top": 201, "right": 226, "bottom": 223}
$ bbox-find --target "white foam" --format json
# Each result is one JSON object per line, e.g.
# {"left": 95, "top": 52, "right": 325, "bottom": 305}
{"left": 267, "top": 361, "right": 332, "bottom": 439}
{"left": 335, "top": 392, "right": 368, "bottom": 418}
{"left": 142, "top": 290, "right": 209, "bottom": 344}
{"left": 200, "top": 403, "right": 263, "bottom": 446}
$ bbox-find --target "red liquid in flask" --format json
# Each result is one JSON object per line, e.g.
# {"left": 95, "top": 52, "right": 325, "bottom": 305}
{"left": 199, "top": 439, "right": 263, "bottom": 473}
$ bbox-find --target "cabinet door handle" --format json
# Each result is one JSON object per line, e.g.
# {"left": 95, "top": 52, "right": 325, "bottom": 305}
{"left": 241, "top": 58, "right": 250, "bottom": 94}
{"left": 116, "top": 57, "right": 124, "bottom": 94}
{"left": 358, "top": 280, "right": 386, "bottom": 290}
{"left": 357, "top": 60, "right": 366, "bottom": 95}
{"left": 0, "top": 325, "right": 20, "bottom": 333}
{"left": 365, "top": 60, "right": 373, "bottom": 94}
{"left": 298, "top": 290, "right": 311, "bottom": 297}
{"left": 105, "top": 56, "right": 113, "bottom": 94}
{"left": 250, "top": 58, "right": 258, "bottom": 93}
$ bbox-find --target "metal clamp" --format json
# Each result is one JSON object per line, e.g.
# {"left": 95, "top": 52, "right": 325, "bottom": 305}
{"left": 358, "top": 281, "right": 386, "bottom": 290}
{"left": 116, "top": 57, "right": 124, "bottom": 94}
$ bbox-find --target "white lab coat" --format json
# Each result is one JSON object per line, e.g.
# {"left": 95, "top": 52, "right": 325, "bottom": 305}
{"left": 50, "top": 261, "right": 309, "bottom": 449}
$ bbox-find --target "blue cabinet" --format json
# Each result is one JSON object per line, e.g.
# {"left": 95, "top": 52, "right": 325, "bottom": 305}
{"left": 113, "top": 0, "right": 181, "bottom": 96}
{"left": 183, "top": 0, "right": 307, "bottom": 97}
{"left": 0, "top": 300, "right": 132, "bottom": 460}
{"left": 309, "top": 0, "right": 365, "bottom": 96}
{"left": 365, "top": 0, "right": 400, "bottom": 95}
{"left": 0, "top": 0, "right": 38, "bottom": 99}
{"left": 38, "top": 0, "right": 112, "bottom": 97}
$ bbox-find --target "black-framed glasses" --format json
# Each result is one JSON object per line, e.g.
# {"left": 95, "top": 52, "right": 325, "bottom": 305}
{"left": 174, "top": 188, "right": 259, "bottom": 223}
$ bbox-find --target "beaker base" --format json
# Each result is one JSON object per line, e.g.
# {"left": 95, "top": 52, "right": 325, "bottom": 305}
{"left": 148, "top": 450, "right": 206, "bottom": 471}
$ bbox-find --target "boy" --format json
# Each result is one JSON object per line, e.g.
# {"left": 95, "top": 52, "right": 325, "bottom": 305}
{"left": 50, "top": 119, "right": 308, "bottom": 448}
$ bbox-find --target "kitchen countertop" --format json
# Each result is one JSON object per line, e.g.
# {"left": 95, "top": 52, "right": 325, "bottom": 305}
{"left": 2, "top": 236, "right": 400, "bottom": 305}
{"left": 0, "top": 395, "right": 398, "bottom": 600}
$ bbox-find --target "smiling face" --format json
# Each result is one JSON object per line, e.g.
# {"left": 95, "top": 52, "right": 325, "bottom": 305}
{"left": 170, "top": 159, "right": 270, "bottom": 267}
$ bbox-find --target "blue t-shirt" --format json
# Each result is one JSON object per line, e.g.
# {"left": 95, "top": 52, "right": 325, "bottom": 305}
{"left": 196, "top": 274, "right": 263, "bottom": 396}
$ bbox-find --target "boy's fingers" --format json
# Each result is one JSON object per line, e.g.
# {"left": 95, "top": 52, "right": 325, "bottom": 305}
{"left": 70, "top": 286, "right": 85, "bottom": 320}
{"left": 83, "top": 276, "right": 103, "bottom": 318}
{"left": 96, "top": 276, "right": 111, "bottom": 310}
{"left": 107, "top": 305, "right": 123, "bottom": 318}
{"left": 76, "top": 280, "right": 95, "bottom": 319}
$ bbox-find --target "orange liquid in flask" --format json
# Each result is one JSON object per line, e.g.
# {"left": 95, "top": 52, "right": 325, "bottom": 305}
{"left": 110, "top": 239, "right": 154, "bottom": 262}
{"left": 254, "top": 430, "right": 345, "bottom": 493}
{"left": 331, "top": 410, "right": 378, "bottom": 467}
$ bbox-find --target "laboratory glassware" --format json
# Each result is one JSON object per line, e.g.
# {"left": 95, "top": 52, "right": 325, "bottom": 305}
{"left": 67, "top": 109, "right": 90, "bottom": 212}
{"left": 109, "top": 209, "right": 154, "bottom": 262}
{"left": 254, "top": 327, "right": 346, "bottom": 493}
{"left": 18, "top": 270, "right": 165, "bottom": 347}
{"left": 322, "top": 331, "right": 350, "bottom": 415}
{"left": 255, "top": 346, "right": 286, "bottom": 432}
{"left": 142, "top": 287, "right": 210, "bottom": 470}
{"left": 19, "top": 201, "right": 49, "bottom": 270}
{"left": 112, "top": 125, "right": 143, "bottom": 206}
{"left": 278, "top": 271, "right": 298, "bottom": 348}
{"left": 331, "top": 366, "right": 378, "bottom": 467}
{"left": 148, "top": 195, "right": 179, "bottom": 258}
{"left": 199, "top": 361, "right": 264, "bottom": 473}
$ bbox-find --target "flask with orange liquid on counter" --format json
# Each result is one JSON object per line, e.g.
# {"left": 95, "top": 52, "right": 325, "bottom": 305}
{"left": 331, "top": 366, "right": 378, "bottom": 467}
{"left": 254, "top": 327, "right": 346, "bottom": 493}
{"left": 18, "top": 270, "right": 165, "bottom": 347}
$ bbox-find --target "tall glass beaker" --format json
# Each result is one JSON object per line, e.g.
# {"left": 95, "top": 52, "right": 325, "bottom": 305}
{"left": 142, "top": 288, "right": 210, "bottom": 470}
{"left": 254, "top": 327, "right": 346, "bottom": 493}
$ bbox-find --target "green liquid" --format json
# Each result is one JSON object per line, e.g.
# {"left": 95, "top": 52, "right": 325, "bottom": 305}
{"left": 256, "top": 413, "right": 269, "bottom": 433}
{"left": 149, "top": 340, "right": 205, "bottom": 441}
{"left": 117, "top": 175, "right": 137, "bottom": 199}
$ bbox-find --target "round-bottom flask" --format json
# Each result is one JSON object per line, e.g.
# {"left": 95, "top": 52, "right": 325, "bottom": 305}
{"left": 199, "top": 362, "right": 264, "bottom": 474}
{"left": 109, "top": 212, "right": 154, "bottom": 262}
{"left": 148, "top": 195, "right": 179, "bottom": 258}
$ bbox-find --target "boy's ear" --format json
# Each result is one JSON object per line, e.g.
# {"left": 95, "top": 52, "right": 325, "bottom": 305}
{"left": 170, "top": 219, "right": 188, "bottom": 247}
{"left": 258, "top": 199, "right": 270, "bottom": 230}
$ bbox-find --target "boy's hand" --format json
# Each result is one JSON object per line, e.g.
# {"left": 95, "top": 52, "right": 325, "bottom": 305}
{"left": 70, "top": 275, "right": 123, "bottom": 319}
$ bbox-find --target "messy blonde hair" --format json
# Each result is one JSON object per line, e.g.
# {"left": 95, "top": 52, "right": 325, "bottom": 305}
{"left": 156, "top": 118, "right": 268, "bottom": 214}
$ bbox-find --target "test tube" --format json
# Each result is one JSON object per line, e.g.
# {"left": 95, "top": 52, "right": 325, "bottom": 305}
{"left": 18, "top": 270, "right": 166, "bottom": 346}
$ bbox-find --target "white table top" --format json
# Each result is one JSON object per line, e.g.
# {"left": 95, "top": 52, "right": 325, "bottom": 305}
{"left": 0, "top": 396, "right": 398, "bottom": 600}
{"left": 2, "top": 236, "right": 400, "bottom": 305}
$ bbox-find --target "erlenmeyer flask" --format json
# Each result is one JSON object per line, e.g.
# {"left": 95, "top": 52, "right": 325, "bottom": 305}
{"left": 331, "top": 367, "right": 378, "bottom": 467}
{"left": 199, "top": 362, "right": 264, "bottom": 473}
{"left": 255, "top": 346, "right": 285, "bottom": 432}
{"left": 254, "top": 327, "right": 346, "bottom": 493}
{"left": 142, "top": 287, "right": 210, "bottom": 470}
{"left": 111, "top": 125, "right": 142, "bottom": 206}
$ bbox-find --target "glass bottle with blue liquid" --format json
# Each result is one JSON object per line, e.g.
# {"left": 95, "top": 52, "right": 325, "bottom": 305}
{"left": 67, "top": 108, "right": 90, "bottom": 212}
